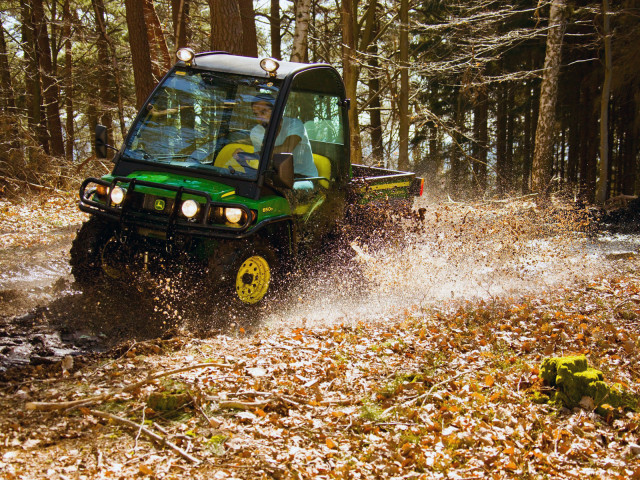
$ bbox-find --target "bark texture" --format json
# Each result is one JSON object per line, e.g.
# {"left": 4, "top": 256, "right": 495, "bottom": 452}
{"left": 291, "top": 0, "right": 312, "bottom": 62}
{"left": 124, "top": 0, "right": 156, "bottom": 110}
{"left": 208, "top": 0, "right": 243, "bottom": 55}
{"left": 531, "top": 0, "right": 567, "bottom": 195}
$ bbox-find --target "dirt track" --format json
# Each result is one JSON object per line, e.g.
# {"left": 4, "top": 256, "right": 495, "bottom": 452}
{"left": 2, "top": 195, "right": 640, "bottom": 379}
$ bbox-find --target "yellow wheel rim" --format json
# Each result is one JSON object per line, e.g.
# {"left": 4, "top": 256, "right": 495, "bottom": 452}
{"left": 235, "top": 255, "right": 270, "bottom": 304}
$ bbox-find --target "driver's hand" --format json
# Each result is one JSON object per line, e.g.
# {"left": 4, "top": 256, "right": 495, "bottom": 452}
{"left": 232, "top": 148, "right": 243, "bottom": 160}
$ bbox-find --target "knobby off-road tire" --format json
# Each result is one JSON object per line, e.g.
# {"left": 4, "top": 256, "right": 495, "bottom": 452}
{"left": 208, "top": 239, "right": 278, "bottom": 306}
{"left": 69, "top": 217, "right": 117, "bottom": 288}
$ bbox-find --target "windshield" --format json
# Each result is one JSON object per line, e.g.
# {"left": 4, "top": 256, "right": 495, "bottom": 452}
{"left": 122, "top": 70, "right": 281, "bottom": 181}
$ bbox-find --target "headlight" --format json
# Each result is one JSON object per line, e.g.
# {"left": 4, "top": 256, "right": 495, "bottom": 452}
{"left": 110, "top": 186, "right": 125, "bottom": 205}
{"left": 225, "top": 207, "right": 243, "bottom": 224}
{"left": 181, "top": 199, "right": 199, "bottom": 218}
{"left": 96, "top": 184, "right": 108, "bottom": 198}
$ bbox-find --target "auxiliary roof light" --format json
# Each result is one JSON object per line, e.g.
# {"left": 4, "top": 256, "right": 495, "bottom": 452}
{"left": 176, "top": 47, "right": 196, "bottom": 65}
{"left": 259, "top": 58, "right": 279, "bottom": 77}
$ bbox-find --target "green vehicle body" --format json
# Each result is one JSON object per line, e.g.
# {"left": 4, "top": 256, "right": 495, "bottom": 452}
{"left": 73, "top": 51, "right": 423, "bottom": 305}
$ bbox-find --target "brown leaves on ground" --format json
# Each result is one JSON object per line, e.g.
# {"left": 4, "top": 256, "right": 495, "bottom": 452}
{"left": 0, "top": 194, "right": 86, "bottom": 249}
{"left": 2, "top": 266, "right": 640, "bottom": 479}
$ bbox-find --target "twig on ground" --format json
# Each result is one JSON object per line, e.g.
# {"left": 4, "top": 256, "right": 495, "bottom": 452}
{"left": 88, "top": 409, "right": 200, "bottom": 464}
{"left": 26, "top": 362, "right": 235, "bottom": 411}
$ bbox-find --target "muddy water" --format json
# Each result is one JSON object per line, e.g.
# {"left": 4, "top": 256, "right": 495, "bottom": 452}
{"left": 1, "top": 201, "right": 639, "bottom": 375}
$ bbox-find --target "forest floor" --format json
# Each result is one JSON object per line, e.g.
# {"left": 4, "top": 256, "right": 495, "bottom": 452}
{"left": 1, "top": 193, "right": 640, "bottom": 479}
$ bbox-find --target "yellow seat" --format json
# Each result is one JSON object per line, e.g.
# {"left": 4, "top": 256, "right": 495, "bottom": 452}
{"left": 312, "top": 154, "right": 331, "bottom": 188}
{"left": 214, "top": 143, "right": 256, "bottom": 172}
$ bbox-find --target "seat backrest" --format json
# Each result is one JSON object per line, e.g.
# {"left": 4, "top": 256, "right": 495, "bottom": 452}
{"left": 313, "top": 153, "right": 331, "bottom": 188}
{"left": 214, "top": 143, "right": 255, "bottom": 171}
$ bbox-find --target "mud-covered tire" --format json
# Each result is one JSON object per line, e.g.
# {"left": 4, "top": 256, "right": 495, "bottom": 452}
{"left": 69, "top": 217, "right": 117, "bottom": 287}
{"left": 208, "top": 239, "right": 278, "bottom": 306}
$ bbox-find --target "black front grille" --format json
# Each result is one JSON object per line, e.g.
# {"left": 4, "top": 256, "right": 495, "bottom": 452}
{"left": 141, "top": 194, "right": 175, "bottom": 215}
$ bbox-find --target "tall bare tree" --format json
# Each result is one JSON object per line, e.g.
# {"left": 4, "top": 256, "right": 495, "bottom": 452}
{"left": 125, "top": 0, "right": 156, "bottom": 109}
{"left": 291, "top": 0, "right": 312, "bottom": 62}
{"left": 596, "top": 0, "right": 612, "bottom": 203}
{"left": 531, "top": 0, "right": 567, "bottom": 196}
{"left": 238, "top": 0, "right": 257, "bottom": 57}
{"left": 144, "top": 0, "right": 172, "bottom": 78}
{"left": 172, "top": 0, "right": 191, "bottom": 50}
{"left": 208, "top": 0, "right": 243, "bottom": 54}
{"left": 62, "top": 0, "right": 74, "bottom": 160}
{"left": 341, "top": 0, "right": 361, "bottom": 163}
{"left": 398, "top": 0, "right": 409, "bottom": 170}
{"left": 32, "top": 0, "right": 65, "bottom": 157}
{"left": 0, "top": 19, "right": 16, "bottom": 113}
{"left": 270, "top": 0, "right": 281, "bottom": 59}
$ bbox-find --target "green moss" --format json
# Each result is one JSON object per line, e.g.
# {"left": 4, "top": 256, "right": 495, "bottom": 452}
{"left": 537, "top": 355, "right": 637, "bottom": 414}
{"left": 147, "top": 391, "right": 190, "bottom": 411}
{"left": 540, "top": 355, "right": 588, "bottom": 386}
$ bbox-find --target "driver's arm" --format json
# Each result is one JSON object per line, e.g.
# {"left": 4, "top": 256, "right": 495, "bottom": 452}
{"left": 273, "top": 135, "right": 301, "bottom": 154}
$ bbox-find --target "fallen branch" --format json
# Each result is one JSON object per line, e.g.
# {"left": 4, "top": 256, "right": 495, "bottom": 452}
{"left": 218, "top": 400, "right": 270, "bottom": 410}
{"left": 88, "top": 409, "right": 200, "bottom": 464}
{"left": 26, "top": 362, "right": 234, "bottom": 412}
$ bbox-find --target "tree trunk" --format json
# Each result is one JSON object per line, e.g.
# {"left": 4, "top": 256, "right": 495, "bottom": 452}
{"left": 566, "top": 74, "right": 581, "bottom": 187}
{"left": 172, "top": 0, "right": 191, "bottom": 50}
{"left": 621, "top": 92, "right": 638, "bottom": 195}
{"left": 522, "top": 82, "right": 533, "bottom": 194}
{"left": 531, "top": 0, "right": 567, "bottom": 196}
{"left": 63, "top": 0, "right": 74, "bottom": 161}
{"left": 596, "top": 0, "right": 612, "bottom": 204}
{"left": 398, "top": 0, "right": 409, "bottom": 171}
{"left": 144, "top": 0, "right": 172, "bottom": 79}
{"left": 208, "top": 0, "right": 243, "bottom": 55}
{"left": 472, "top": 88, "right": 488, "bottom": 195}
{"left": 93, "top": 0, "right": 127, "bottom": 138}
{"left": 496, "top": 84, "right": 507, "bottom": 196}
{"left": 341, "top": 0, "right": 361, "bottom": 164}
{"left": 21, "top": 1, "right": 47, "bottom": 151}
{"left": 238, "top": 0, "right": 257, "bottom": 57}
{"left": 92, "top": 0, "right": 113, "bottom": 144}
{"left": 291, "top": 0, "right": 312, "bottom": 62}
{"left": 578, "top": 78, "right": 599, "bottom": 201}
{"left": 368, "top": 43, "right": 383, "bottom": 162}
{"left": 32, "top": 0, "right": 66, "bottom": 157}
{"left": 270, "top": 0, "right": 281, "bottom": 59}
{"left": 125, "top": 0, "right": 156, "bottom": 110}
{"left": 506, "top": 85, "right": 515, "bottom": 192}
{"left": 0, "top": 20, "right": 16, "bottom": 113}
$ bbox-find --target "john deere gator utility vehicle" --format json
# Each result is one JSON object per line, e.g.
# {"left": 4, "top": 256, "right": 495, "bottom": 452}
{"left": 72, "top": 49, "right": 423, "bottom": 305}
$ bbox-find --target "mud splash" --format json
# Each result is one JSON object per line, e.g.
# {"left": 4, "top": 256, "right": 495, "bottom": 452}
{"left": 263, "top": 198, "right": 640, "bottom": 328}
{"left": 1, "top": 198, "right": 639, "bottom": 376}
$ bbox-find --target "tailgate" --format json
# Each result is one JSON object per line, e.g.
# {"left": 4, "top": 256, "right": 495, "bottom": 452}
{"left": 350, "top": 164, "right": 423, "bottom": 203}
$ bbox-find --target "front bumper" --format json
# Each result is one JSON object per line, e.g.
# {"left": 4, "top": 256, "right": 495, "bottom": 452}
{"left": 79, "top": 177, "right": 257, "bottom": 240}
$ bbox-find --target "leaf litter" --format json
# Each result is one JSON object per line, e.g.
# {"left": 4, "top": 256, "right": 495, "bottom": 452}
{"left": 0, "top": 196, "right": 640, "bottom": 478}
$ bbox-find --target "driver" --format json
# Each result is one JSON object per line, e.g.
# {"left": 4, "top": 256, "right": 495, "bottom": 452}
{"left": 234, "top": 94, "right": 318, "bottom": 178}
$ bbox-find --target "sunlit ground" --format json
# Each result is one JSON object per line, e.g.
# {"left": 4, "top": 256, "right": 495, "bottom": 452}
{"left": 263, "top": 198, "right": 640, "bottom": 329}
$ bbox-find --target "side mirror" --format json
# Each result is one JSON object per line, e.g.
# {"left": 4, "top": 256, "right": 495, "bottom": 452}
{"left": 95, "top": 124, "right": 108, "bottom": 159}
{"left": 271, "top": 153, "right": 294, "bottom": 189}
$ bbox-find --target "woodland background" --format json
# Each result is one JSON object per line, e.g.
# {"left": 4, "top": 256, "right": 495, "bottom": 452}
{"left": 0, "top": 0, "right": 638, "bottom": 203}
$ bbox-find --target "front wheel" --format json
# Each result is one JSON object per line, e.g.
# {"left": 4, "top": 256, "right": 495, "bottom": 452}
{"left": 69, "top": 217, "right": 120, "bottom": 288}
{"left": 209, "top": 240, "right": 277, "bottom": 306}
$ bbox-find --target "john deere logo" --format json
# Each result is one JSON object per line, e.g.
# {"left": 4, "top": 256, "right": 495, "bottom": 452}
{"left": 154, "top": 199, "right": 166, "bottom": 210}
